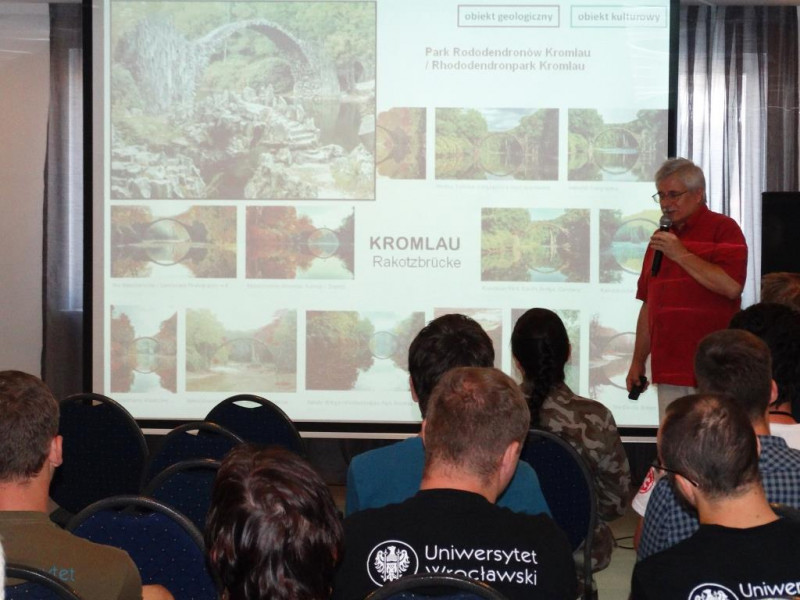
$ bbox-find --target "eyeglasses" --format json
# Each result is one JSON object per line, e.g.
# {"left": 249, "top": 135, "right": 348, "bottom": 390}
{"left": 652, "top": 190, "right": 689, "bottom": 203}
{"left": 651, "top": 461, "right": 699, "bottom": 487}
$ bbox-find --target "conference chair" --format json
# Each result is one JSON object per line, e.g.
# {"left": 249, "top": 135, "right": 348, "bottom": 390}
{"left": 50, "top": 393, "right": 148, "bottom": 515}
{"left": 520, "top": 428, "right": 597, "bottom": 600}
{"left": 66, "top": 495, "right": 216, "bottom": 600}
{"left": 366, "top": 573, "right": 509, "bottom": 600}
{"left": 142, "top": 458, "right": 221, "bottom": 531}
{"left": 4, "top": 564, "right": 83, "bottom": 600}
{"left": 141, "top": 420, "right": 242, "bottom": 488}
{"left": 205, "top": 394, "right": 305, "bottom": 454}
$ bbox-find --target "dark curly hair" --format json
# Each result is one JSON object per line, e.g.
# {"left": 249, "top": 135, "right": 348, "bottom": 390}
{"left": 205, "top": 445, "right": 343, "bottom": 600}
{"left": 510, "top": 308, "right": 570, "bottom": 426}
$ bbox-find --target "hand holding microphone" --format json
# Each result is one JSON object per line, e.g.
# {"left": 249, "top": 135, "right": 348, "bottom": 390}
{"left": 651, "top": 215, "right": 673, "bottom": 276}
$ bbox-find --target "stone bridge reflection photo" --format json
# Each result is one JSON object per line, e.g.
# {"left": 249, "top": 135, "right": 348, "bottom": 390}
{"left": 110, "top": 2, "right": 376, "bottom": 200}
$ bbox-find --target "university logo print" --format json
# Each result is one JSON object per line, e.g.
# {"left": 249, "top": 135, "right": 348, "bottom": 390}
{"left": 367, "top": 539, "right": 419, "bottom": 586}
{"left": 688, "top": 583, "right": 738, "bottom": 600}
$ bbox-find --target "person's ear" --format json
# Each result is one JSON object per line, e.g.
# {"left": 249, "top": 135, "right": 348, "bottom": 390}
{"left": 420, "top": 419, "right": 427, "bottom": 445}
{"left": 770, "top": 379, "right": 779, "bottom": 406}
{"left": 49, "top": 435, "right": 63, "bottom": 468}
{"left": 410, "top": 376, "right": 419, "bottom": 404}
{"left": 674, "top": 474, "right": 698, "bottom": 507}
{"left": 513, "top": 358, "right": 524, "bottom": 378}
{"left": 500, "top": 440, "right": 521, "bottom": 479}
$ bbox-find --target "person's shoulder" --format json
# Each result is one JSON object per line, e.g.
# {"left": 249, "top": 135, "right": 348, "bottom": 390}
{"left": 768, "top": 423, "right": 800, "bottom": 451}
{"left": 348, "top": 438, "right": 422, "bottom": 486}
{"left": 760, "top": 434, "right": 800, "bottom": 466}
{"left": 58, "top": 528, "right": 141, "bottom": 593}
{"left": 344, "top": 493, "right": 413, "bottom": 529}
{"left": 351, "top": 437, "right": 422, "bottom": 469}
{"left": 632, "top": 539, "right": 683, "bottom": 587}
{"left": 490, "top": 501, "right": 560, "bottom": 532}
{"left": 703, "top": 207, "right": 745, "bottom": 235}
{"left": 543, "top": 385, "right": 617, "bottom": 427}
{"left": 646, "top": 477, "right": 678, "bottom": 513}
{"left": 65, "top": 528, "right": 136, "bottom": 566}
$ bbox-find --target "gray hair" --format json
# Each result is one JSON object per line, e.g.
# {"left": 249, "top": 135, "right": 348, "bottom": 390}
{"left": 655, "top": 158, "right": 706, "bottom": 200}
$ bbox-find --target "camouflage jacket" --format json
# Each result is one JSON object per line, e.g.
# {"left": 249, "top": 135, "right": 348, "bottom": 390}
{"left": 539, "top": 382, "right": 631, "bottom": 571}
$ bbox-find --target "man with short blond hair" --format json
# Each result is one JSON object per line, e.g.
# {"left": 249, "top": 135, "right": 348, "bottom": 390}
{"left": 346, "top": 313, "right": 549, "bottom": 517}
{"left": 333, "top": 367, "right": 575, "bottom": 600}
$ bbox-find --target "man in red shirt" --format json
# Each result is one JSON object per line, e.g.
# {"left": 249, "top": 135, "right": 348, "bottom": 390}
{"left": 625, "top": 158, "right": 747, "bottom": 421}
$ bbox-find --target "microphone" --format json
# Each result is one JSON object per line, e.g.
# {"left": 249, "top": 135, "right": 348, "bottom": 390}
{"left": 651, "top": 215, "right": 672, "bottom": 276}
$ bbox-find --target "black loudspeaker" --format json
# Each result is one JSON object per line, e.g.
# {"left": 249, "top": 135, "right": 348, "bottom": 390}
{"left": 761, "top": 192, "right": 800, "bottom": 274}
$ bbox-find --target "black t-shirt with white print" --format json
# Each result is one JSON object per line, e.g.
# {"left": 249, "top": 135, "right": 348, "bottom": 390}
{"left": 332, "top": 488, "right": 575, "bottom": 600}
{"left": 632, "top": 519, "right": 800, "bottom": 600}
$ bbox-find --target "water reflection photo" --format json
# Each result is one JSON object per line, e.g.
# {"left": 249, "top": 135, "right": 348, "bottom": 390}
{"left": 246, "top": 205, "right": 354, "bottom": 279}
{"left": 435, "top": 107, "right": 558, "bottom": 181}
{"left": 305, "top": 310, "right": 425, "bottom": 391}
{"left": 568, "top": 107, "right": 668, "bottom": 182}
{"left": 599, "top": 208, "right": 661, "bottom": 285}
{"left": 185, "top": 307, "right": 297, "bottom": 393}
{"left": 110, "top": 305, "right": 177, "bottom": 394}
{"left": 111, "top": 203, "right": 236, "bottom": 278}
{"left": 481, "top": 207, "right": 590, "bottom": 282}
{"left": 589, "top": 309, "right": 657, "bottom": 424}
{"left": 376, "top": 107, "right": 427, "bottom": 180}
{"left": 109, "top": 1, "right": 376, "bottom": 200}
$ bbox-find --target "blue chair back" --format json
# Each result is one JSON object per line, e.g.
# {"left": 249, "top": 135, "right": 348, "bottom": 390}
{"left": 142, "top": 459, "right": 220, "bottom": 532}
{"left": 520, "top": 428, "right": 596, "bottom": 600}
{"left": 205, "top": 394, "right": 304, "bottom": 454}
{"left": 141, "top": 421, "right": 241, "bottom": 488}
{"left": 66, "top": 496, "right": 216, "bottom": 600}
{"left": 51, "top": 393, "right": 148, "bottom": 514}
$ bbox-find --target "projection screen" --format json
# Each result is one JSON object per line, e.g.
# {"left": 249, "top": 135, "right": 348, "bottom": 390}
{"left": 92, "top": 0, "right": 677, "bottom": 428}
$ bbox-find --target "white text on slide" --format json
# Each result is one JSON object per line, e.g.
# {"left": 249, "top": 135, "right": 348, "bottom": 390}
{"left": 424, "top": 46, "right": 591, "bottom": 73}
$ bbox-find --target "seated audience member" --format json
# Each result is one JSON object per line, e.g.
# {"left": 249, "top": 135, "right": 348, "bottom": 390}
{"left": 760, "top": 271, "right": 800, "bottom": 309}
{"left": 346, "top": 314, "right": 550, "bottom": 517}
{"left": 730, "top": 301, "right": 800, "bottom": 430}
{"left": 637, "top": 330, "right": 800, "bottom": 560}
{"left": 333, "top": 367, "right": 575, "bottom": 600}
{"left": 511, "top": 308, "right": 630, "bottom": 572}
{"left": 205, "top": 445, "right": 343, "bottom": 600}
{"left": 0, "top": 370, "right": 172, "bottom": 600}
{"left": 632, "top": 301, "right": 800, "bottom": 532}
{"left": 631, "top": 394, "right": 800, "bottom": 599}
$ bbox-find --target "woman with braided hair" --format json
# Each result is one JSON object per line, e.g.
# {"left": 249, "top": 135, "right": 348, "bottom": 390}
{"left": 511, "top": 308, "right": 630, "bottom": 575}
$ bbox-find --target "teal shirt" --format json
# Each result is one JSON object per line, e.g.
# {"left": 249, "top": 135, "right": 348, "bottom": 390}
{"left": 345, "top": 436, "right": 551, "bottom": 516}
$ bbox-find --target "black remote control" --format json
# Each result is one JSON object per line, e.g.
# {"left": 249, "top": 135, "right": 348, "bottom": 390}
{"left": 628, "top": 376, "right": 648, "bottom": 400}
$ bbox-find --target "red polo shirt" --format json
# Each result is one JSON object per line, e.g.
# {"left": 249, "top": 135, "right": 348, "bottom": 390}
{"left": 636, "top": 204, "right": 747, "bottom": 386}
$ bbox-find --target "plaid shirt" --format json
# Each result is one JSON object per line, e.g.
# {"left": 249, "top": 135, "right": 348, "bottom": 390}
{"left": 638, "top": 435, "right": 800, "bottom": 560}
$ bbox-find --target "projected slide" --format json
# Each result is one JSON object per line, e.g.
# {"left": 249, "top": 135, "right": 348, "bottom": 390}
{"left": 96, "top": 0, "right": 672, "bottom": 425}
